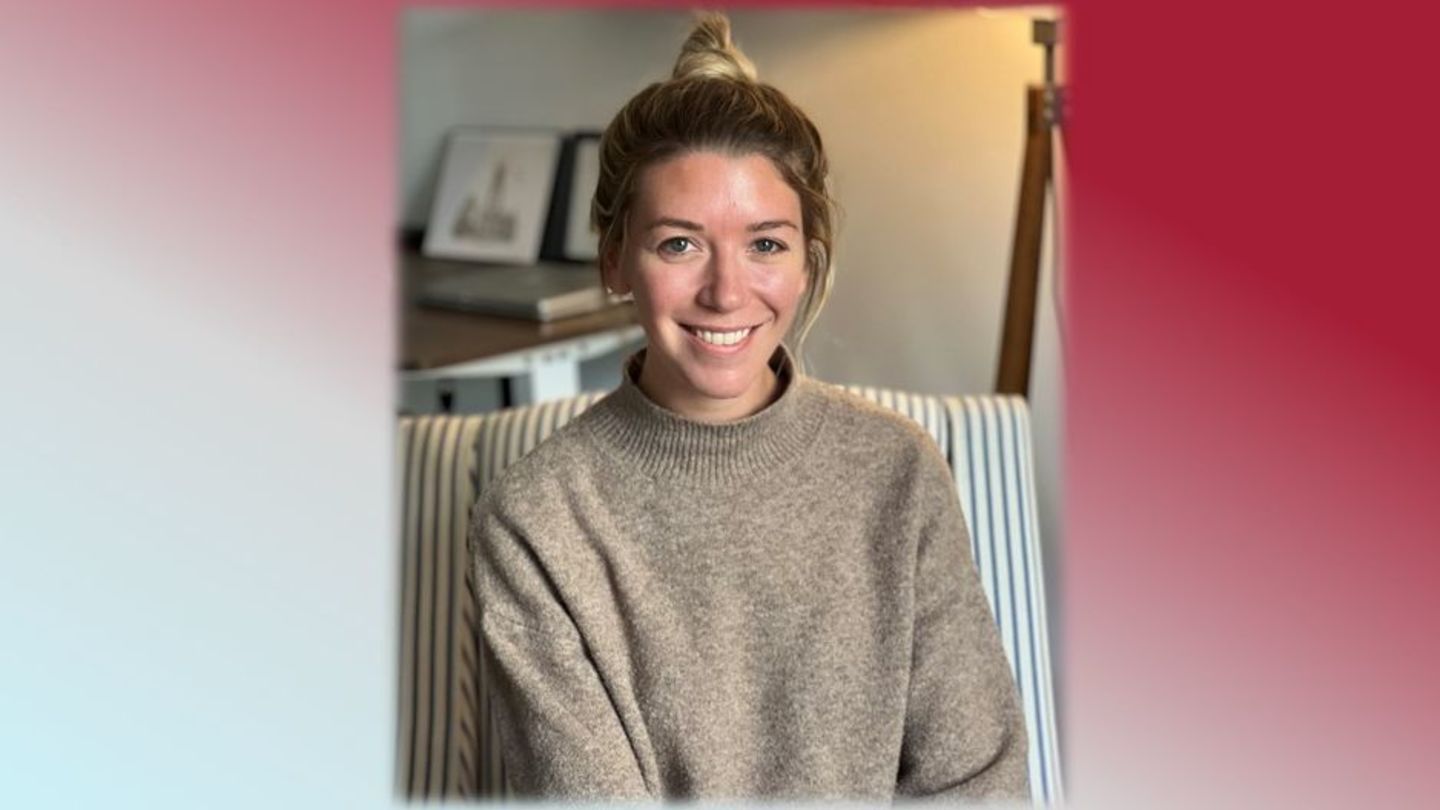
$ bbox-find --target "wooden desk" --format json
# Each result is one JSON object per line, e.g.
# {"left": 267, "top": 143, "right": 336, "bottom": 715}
{"left": 400, "top": 252, "right": 643, "bottom": 407}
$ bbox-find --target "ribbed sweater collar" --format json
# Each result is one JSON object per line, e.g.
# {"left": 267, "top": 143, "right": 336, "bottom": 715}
{"left": 585, "top": 346, "right": 829, "bottom": 484}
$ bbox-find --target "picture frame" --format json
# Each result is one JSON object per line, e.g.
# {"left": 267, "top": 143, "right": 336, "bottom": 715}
{"left": 423, "top": 127, "right": 560, "bottom": 263}
{"left": 540, "top": 132, "right": 602, "bottom": 263}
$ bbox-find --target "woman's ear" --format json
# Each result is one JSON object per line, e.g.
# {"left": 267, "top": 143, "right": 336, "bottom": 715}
{"left": 601, "top": 245, "right": 630, "bottom": 295}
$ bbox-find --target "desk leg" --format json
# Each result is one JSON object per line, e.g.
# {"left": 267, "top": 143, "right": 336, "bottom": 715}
{"left": 510, "top": 354, "right": 581, "bottom": 405}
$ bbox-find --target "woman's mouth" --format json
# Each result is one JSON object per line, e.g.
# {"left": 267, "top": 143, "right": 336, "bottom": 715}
{"left": 682, "top": 324, "right": 757, "bottom": 351}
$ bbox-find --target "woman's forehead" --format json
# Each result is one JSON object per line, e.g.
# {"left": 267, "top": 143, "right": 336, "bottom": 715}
{"left": 632, "top": 151, "right": 801, "bottom": 227}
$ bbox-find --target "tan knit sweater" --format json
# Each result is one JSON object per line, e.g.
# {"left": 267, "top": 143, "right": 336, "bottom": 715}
{"left": 470, "top": 349, "right": 1029, "bottom": 801}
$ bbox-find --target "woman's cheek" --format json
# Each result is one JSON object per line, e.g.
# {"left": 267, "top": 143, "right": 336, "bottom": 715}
{"left": 633, "top": 270, "right": 690, "bottom": 316}
{"left": 754, "top": 260, "right": 808, "bottom": 303}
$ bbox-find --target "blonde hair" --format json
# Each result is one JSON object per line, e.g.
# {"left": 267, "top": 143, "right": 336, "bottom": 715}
{"left": 591, "top": 12, "right": 836, "bottom": 355}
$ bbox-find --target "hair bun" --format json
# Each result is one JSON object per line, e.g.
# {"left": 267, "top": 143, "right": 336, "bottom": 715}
{"left": 671, "top": 13, "right": 758, "bottom": 82}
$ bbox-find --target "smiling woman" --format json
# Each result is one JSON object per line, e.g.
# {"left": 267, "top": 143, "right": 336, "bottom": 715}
{"left": 608, "top": 151, "right": 809, "bottom": 422}
{"left": 469, "top": 12, "right": 1029, "bottom": 801}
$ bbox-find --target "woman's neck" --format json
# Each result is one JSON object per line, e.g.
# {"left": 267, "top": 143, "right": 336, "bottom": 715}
{"left": 636, "top": 358, "right": 780, "bottom": 424}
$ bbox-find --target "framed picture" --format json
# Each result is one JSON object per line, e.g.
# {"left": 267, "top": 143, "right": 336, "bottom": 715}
{"left": 540, "top": 132, "right": 602, "bottom": 263}
{"left": 563, "top": 134, "right": 602, "bottom": 261}
{"left": 423, "top": 128, "right": 560, "bottom": 263}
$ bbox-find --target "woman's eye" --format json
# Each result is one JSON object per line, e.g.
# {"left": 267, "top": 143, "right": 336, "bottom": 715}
{"left": 752, "top": 238, "right": 786, "bottom": 254}
{"left": 658, "top": 236, "right": 693, "bottom": 255}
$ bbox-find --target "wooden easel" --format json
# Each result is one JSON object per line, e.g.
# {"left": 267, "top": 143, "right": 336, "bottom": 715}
{"left": 995, "top": 18, "right": 1065, "bottom": 398}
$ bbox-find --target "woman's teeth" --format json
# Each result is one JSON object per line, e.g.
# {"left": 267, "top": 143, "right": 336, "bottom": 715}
{"left": 691, "top": 326, "right": 752, "bottom": 346}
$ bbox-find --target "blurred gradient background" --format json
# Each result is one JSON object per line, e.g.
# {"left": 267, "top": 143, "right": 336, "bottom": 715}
{"left": 2, "top": 1, "right": 1436, "bottom": 808}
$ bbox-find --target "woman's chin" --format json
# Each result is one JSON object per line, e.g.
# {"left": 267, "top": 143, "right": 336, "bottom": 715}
{"left": 642, "top": 337, "right": 781, "bottom": 417}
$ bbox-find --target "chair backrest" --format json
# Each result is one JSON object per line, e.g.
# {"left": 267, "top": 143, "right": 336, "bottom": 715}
{"left": 395, "top": 388, "right": 1063, "bottom": 803}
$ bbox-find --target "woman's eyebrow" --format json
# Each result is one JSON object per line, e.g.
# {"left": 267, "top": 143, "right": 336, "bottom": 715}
{"left": 646, "top": 217, "right": 705, "bottom": 232}
{"left": 747, "top": 220, "right": 799, "bottom": 232}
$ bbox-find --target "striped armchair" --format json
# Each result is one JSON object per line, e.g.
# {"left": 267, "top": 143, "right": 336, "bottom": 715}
{"left": 395, "top": 388, "right": 1063, "bottom": 804}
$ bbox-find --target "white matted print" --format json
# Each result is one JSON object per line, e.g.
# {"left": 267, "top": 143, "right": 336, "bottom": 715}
{"left": 423, "top": 128, "right": 559, "bottom": 263}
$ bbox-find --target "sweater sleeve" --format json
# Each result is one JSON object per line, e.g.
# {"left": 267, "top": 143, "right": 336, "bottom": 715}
{"left": 895, "top": 455, "right": 1030, "bottom": 800}
{"left": 469, "top": 495, "right": 651, "bottom": 800}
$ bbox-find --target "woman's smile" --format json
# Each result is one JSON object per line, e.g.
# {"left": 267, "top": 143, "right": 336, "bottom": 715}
{"left": 682, "top": 322, "right": 760, "bottom": 351}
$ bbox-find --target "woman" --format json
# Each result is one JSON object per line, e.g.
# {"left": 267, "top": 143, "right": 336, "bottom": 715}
{"left": 470, "top": 14, "right": 1028, "bottom": 801}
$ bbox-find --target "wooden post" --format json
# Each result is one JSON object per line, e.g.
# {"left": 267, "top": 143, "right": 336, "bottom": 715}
{"left": 995, "top": 85, "right": 1053, "bottom": 397}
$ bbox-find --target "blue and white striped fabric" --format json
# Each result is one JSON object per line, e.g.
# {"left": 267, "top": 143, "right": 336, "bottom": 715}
{"left": 395, "top": 395, "right": 607, "bottom": 800}
{"left": 395, "top": 388, "right": 1063, "bottom": 804}
{"left": 943, "top": 395, "right": 1063, "bottom": 804}
{"left": 395, "top": 415, "right": 480, "bottom": 799}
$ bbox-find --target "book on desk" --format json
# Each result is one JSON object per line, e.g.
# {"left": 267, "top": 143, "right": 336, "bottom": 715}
{"left": 410, "top": 252, "right": 613, "bottom": 322}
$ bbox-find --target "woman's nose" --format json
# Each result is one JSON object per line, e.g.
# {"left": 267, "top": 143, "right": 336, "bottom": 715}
{"left": 698, "top": 250, "right": 748, "bottom": 311}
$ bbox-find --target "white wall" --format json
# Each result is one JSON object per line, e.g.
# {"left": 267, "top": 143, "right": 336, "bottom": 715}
{"left": 402, "top": 5, "right": 1066, "bottom": 756}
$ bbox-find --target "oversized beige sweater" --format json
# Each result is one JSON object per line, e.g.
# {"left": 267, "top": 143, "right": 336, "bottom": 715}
{"left": 470, "top": 349, "right": 1029, "bottom": 801}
